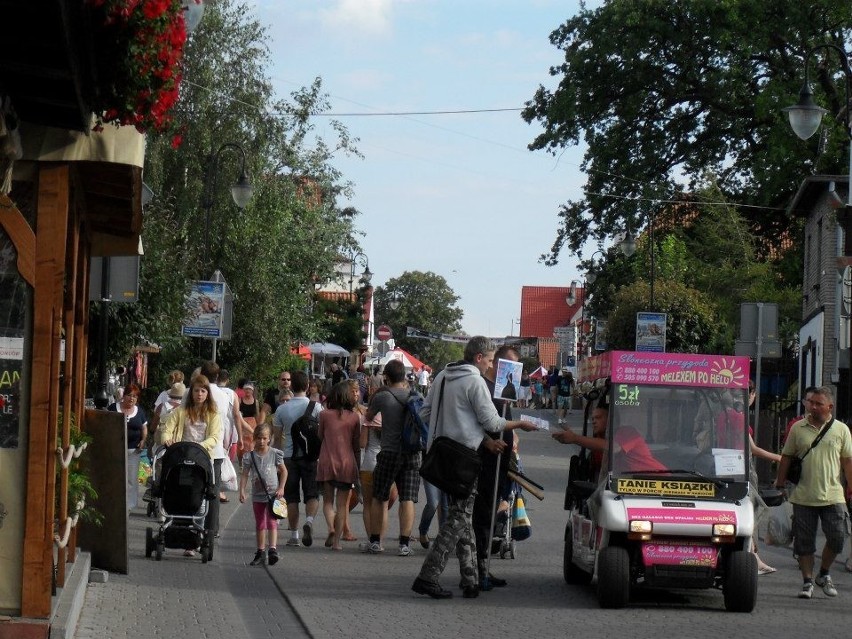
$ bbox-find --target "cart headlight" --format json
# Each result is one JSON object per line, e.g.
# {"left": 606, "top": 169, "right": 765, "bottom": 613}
{"left": 711, "top": 523, "right": 736, "bottom": 542}
{"left": 630, "top": 520, "right": 653, "bottom": 533}
{"left": 628, "top": 519, "right": 653, "bottom": 540}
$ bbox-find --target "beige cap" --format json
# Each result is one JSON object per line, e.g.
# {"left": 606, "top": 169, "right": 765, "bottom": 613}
{"left": 168, "top": 382, "right": 186, "bottom": 399}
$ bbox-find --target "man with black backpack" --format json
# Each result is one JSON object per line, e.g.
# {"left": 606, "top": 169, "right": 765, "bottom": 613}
{"left": 273, "top": 370, "right": 323, "bottom": 548}
{"left": 365, "top": 359, "right": 423, "bottom": 557}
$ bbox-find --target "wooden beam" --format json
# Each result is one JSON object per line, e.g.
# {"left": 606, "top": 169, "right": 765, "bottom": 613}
{"left": 0, "top": 193, "right": 36, "bottom": 287}
{"left": 22, "top": 164, "right": 68, "bottom": 618}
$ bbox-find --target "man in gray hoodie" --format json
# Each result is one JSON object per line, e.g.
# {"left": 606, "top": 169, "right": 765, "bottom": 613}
{"left": 411, "top": 336, "right": 536, "bottom": 599}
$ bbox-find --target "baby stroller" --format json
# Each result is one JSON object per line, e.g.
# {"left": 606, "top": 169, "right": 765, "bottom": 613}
{"left": 145, "top": 442, "right": 216, "bottom": 562}
{"left": 492, "top": 487, "right": 518, "bottom": 560}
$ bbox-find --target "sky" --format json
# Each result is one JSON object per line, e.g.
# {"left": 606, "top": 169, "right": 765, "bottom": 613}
{"left": 250, "top": 0, "right": 603, "bottom": 338}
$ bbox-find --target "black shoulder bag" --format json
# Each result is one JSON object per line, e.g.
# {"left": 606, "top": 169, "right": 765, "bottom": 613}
{"left": 787, "top": 419, "right": 834, "bottom": 485}
{"left": 419, "top": 377, "right": 482, "bottom": 499}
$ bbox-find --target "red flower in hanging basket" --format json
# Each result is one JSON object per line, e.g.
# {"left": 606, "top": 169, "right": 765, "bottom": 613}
{"left": 87, "top": 0, "right": 188, "bottom": 137}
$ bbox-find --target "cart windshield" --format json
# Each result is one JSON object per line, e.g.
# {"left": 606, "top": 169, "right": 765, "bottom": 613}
{"left": 606, "top": 384, "right": 750, "bottom": 483}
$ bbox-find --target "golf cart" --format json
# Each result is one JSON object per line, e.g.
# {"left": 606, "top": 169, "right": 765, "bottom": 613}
{"left": 562, "top": 351, "right": 782, "bottom": 612}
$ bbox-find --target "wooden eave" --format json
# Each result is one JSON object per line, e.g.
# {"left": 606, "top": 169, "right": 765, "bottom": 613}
{"left": 0, "top": 0, "right": 95, "bottom": 132}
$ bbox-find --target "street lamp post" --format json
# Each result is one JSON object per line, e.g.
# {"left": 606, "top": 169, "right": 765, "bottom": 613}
{"left": 566, "top": 279, "right": 583, "bottom": 363}
{"left": 198, "top": 142, "right": 252, "bottom": 362}
{"left": 783, "top": 44, "right": 852, "bottom": 211}
{"left": 784, "top": 44, "right": 852, "bottom": 415}
{"left": 348, "top": 250, "right": 372, "bottom": 294}
{"left": 583, "top": 249, "right": 607, "bottom": 285}
{"left": 201, "top": 142, "right": 253, "bottom": 278}
{"left": 620, "top": 210, "right": 656, "bottom": 310}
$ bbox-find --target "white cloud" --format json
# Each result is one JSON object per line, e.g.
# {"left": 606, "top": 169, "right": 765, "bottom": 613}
{"left": 320, "top": 0, "right": 394, "bottom": 36}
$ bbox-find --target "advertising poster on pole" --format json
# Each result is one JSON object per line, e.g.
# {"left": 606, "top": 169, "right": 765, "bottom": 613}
{"left": 636, "top": 312, "right": 667, "bottom": 352}
{"left": 181, "top": 281, "right": 225, "bottom": 338}
{"left": 493, "top": 358, "right": 523, "bottom": 402}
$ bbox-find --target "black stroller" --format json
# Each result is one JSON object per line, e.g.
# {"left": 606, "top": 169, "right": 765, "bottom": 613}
{"left": 145, "top": 442, "right": 216, "bottom": 562}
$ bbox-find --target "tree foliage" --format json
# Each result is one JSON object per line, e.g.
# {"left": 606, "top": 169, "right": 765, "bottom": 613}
{"left": 584, "top": 179, "right": 801, "bottom": 354}
{"left": 604, "top": 280, "right": 716, "bottom": 353}
{"left": 523, "top": 0, "right": 851, "bottom": 264}
{"left": 91, "top": 0, "right": 363, "bottom": 390}
{"left": 373, "top": 271, "right": 464, "bottom": 369}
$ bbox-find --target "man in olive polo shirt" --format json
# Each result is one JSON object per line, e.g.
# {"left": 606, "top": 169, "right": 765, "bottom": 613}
{"left": 775, "top": 385, "right": 852, "bottom": 600}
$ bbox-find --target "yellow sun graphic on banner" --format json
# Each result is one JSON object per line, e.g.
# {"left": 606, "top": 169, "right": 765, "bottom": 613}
{"left": 710, "top": 357, "right": 747, "bottom": 387}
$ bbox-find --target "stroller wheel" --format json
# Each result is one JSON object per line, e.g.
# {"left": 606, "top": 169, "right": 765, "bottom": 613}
{"left": 155, "top": 542, "right": 164, "bottom": 561}
{"left": 201, "top": 548, "right": 209, "bottom": 564}
{"left": 509, "top": 540, "right": 516, "bottom": 560}
{"left": 145, "top": 528, "right": 154, "bottom": 558}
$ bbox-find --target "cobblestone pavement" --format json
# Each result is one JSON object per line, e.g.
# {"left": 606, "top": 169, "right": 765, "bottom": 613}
{"left": 74, "top": 409, "right": 852, "bottom": 639}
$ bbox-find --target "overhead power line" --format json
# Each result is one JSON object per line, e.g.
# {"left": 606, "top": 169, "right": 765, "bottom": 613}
{"left": 312, "top": 107, "right": 524, "bottom": 116}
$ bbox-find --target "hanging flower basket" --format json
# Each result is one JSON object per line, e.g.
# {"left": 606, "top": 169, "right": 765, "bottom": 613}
{"left": 86, "top": 0, "right": 189, "bottom": 138}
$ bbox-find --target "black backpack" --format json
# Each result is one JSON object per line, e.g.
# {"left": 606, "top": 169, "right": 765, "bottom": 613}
{"left": 291, "top": 400, "right": 321, "bottom": 461}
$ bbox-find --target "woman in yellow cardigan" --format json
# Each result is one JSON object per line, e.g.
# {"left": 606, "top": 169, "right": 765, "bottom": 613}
{"left": 158, "top": 374, "right": 222, "bottom": 556}
{"left": 160, "top": 374, "right": 222, "bottom": 456}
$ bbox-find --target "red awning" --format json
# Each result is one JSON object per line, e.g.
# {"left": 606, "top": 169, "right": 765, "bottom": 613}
{"left": 291, "top": 344, "right": 311, "bottom": 360}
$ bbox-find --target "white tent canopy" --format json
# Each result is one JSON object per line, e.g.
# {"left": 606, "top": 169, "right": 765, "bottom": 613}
{"left": 308, "top": 342, "right": 349, "bottom": 357}
{"left": 308, "top": 342, "right": 350, "bottom": 378}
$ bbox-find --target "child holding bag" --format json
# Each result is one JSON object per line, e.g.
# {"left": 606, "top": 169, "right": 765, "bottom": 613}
{"left": 239, "top": 423, "right": 287, "bottom": 566}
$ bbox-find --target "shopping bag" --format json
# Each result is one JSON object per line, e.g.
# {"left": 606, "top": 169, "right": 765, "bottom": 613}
{"left": 221, "top": 456, "right": 238, "bottom": 491}
{"left": 765, "top": 501, "right": 793, "bottom": 547}
{"left": 511, "top": 495, "right": 532, "bottom": 541}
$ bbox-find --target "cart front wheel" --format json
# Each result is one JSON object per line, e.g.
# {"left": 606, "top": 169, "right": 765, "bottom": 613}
{"left": 724, "top": 550, "right": 757, "bottom": 612}
{"left": 597, "top": 546, "right": 630, "bottom": 608}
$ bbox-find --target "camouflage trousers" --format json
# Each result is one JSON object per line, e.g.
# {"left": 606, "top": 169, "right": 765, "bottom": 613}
{"left": 417, "top": 479, "right": 479, "bottom": 588}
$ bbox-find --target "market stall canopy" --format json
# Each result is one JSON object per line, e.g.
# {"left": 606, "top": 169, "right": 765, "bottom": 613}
{"left": 364, "top": 347, "right": 430, "bottom": 372}
{"left": 529, "top": 365, "right": 549, "bottom": 379}
{"left": 308, "top": 342, "right": 350, "bottom": 357}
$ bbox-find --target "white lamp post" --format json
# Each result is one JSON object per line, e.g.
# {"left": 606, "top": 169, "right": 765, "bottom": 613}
{"left": 782, "top": 44, "right": 852, "bottom": 211}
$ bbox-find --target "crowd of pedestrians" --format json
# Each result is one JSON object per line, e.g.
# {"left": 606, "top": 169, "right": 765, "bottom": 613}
{"left": 109, "top": 342, "right": 852, "bottom": 604}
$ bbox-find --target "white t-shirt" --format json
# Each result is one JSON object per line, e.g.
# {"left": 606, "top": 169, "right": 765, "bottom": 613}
{"left": 208, "top": 384, "right": 233, "bottom": 460}
{"left": 154, "top": 389, "right": 170, "bottom": 411}
{"left": 217, "top": 385, "right": 239, "bottom": 450}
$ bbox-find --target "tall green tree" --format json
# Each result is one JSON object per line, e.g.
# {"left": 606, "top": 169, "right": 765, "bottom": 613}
{"left": 522, "top": 0, "right": 850, "bottom": 264}
{"left": 92, "top": 0, "right": 363, "bottom": 389}
{"left": 584, "top": 179, "right": 800, "bottom": 354}
{"left": 373, "top": 271, "right": 464, "bottom": 369}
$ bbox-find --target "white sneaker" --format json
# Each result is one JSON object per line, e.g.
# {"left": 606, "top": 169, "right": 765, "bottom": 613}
{"left": 815, "top": 574, "right": 838, "bottom": 597}
{"left": 398, "top": 545, "right": 413, "bottom": 557}
{"left": 367, "top": 541, "right": 383, "bottom": 554}
{"left": 799, "top": 582, "right": 814, "bottom": 599}
{"left": 558, "top": 418, "right": 565, "bottom": 425}
{"left": 285, "top": 537, "right": 301, "bottom": 547}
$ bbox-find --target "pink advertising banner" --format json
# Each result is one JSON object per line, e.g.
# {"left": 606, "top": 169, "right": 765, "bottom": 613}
{"left": 609, "top": 351, "right": 750, "bottom": 388}
{"left": 641, "top": 542, "right": 719, "bottom": 568}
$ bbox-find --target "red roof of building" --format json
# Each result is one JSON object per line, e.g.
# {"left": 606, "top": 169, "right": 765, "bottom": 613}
{"left": 520, "top": 286, "right": 583, "bottom": 338}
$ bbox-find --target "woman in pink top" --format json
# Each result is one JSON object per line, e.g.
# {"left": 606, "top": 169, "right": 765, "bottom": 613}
{"left": 316, "top": 381, "right": 361, "bottom": 550}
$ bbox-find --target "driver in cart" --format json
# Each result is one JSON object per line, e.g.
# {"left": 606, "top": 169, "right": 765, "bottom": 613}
{"left": 552, "top": 404, "right": 666, "bottom": 474}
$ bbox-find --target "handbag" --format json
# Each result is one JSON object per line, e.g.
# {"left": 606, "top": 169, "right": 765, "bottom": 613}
{"left": 249, "top": 452, "right": 287, "bottom": 520}
{"left": 787, "top": 419, "right": 834, "bottom": 485}
{"left": 419, "top": 378, "right": 482, "bottom": 499}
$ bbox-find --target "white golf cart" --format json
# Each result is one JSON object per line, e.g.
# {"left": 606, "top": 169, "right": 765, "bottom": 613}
{"left": 562, "top": 351, "right": 782, "bottom": 612}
